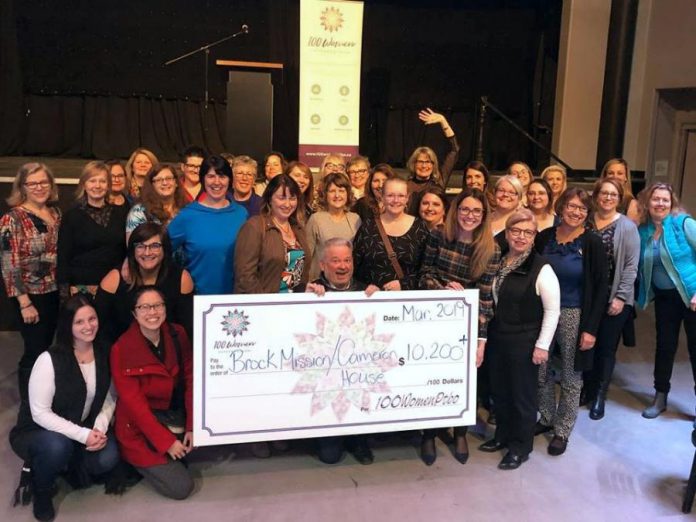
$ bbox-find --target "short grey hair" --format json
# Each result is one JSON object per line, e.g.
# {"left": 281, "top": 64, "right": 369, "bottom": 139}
{"left": 318, "top": 237, "right": 353, "bottom": 261}
{"left": 231, "top": 155, "right": 258, "bottom": 174}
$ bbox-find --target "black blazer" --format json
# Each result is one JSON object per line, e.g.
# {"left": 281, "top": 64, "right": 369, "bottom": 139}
{"left": 535, "top": 227, "right": 608, "bottom": 371}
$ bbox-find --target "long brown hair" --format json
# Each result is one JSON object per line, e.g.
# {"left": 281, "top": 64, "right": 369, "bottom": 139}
{"left": 444, "top": 188, "right": 496, "bottom": 280}
{"left": 140, "top": 163, "right": 186, "bottom": 224}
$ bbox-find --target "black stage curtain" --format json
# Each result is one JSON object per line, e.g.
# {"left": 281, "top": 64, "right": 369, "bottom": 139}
{"left": 1, "top": 0, "right": 561, "bottom": 168}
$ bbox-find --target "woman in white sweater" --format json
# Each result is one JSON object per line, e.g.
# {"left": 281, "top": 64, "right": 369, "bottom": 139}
{"left": 10, "top": 295, "right": 118, "bottom": 521}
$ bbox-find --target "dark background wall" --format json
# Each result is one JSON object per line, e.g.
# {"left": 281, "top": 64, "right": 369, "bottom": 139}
{"left": 0, "top": 0, "right": 562, "bottom": 170}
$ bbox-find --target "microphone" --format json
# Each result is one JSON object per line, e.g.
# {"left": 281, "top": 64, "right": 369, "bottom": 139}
{"left": 241, "top": 24, "right": 249, "bottom": 34}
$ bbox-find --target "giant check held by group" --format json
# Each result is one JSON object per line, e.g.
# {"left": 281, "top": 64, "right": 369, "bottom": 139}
{"left": 193, "top": 290, "right": 479, "bottom": 446}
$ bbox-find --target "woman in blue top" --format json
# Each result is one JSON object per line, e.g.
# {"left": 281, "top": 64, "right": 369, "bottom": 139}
{"left": 534, "top": 188, "right": 608, "bottom": 456}
{"left": 636, "top": 182, "right": 696, "bottom": 420}
{"left": 168, "top": 155, "right": 248, "bottom": 295}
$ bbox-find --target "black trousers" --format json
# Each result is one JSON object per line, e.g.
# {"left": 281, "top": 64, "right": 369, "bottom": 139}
{"left": 488, "top": 335, "right": 538, "bottom": 456}
{"left": 585, "top": 305, "right": 632, "bottom": 393}
{"left": 12, "top": 292, "right": 59, "bottom": 400}
{"left": 653, "top": 288, "right": 696, "bottom": 394}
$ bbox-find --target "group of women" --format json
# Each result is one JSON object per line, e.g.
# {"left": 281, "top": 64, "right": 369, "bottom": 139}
{"left": 2, "top": 116, "right": 696, "bottom": 519}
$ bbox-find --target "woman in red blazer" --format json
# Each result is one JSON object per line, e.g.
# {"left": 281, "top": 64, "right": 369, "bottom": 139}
{"left": 110, "top": 286, "right": 194, "bottom": 499}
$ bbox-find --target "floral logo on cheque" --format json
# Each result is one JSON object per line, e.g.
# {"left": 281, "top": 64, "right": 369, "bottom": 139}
{"left": 221, "top": 309, "right": 250, "bottom": 338}
{"left": 320, "top": 6, "right": 344, "bottom": 33}
{"left": 291, "top": 307, "right": 399, "bottom": 421}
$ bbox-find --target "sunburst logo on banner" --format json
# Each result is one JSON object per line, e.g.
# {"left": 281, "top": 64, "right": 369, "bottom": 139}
{"left": 320, "top": 6, "right": 344, "bottom": 33}
{"left": 221, "top": 309, "right": 250, "bottom": 338}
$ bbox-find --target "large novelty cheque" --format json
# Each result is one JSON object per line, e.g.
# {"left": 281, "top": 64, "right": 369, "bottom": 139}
{"left": 193, "top": 290, "right": 478, "bottom": 445}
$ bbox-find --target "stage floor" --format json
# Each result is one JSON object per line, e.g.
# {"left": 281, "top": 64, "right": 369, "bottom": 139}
{"left": 0, "top": 304, "right": 694, "bottom": 522}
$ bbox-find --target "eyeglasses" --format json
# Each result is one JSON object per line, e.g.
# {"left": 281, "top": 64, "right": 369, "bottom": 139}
{"left": 496, "top": 189, "right": 519, "bottom": 198}
{"left": 134, "top": 242, "right": 163, "bottom": 252}
{"left": 152, "top": 176, "right": 175, "bottom": 185}
{"left": 508, "top": 227, "right": 536, "bottom": 239}
{"left": 135, "top": 302, "right": 166, "bottom": 313}
{"left": 347, "top": 168, "right": 368, "bottom": 176}
{"left": 184, "top": 163, "right": 201, "bottom": 171}
{"left": 650, "top": 197, "right": 671, "bottom": 205}
{"left": 598, "top": 191, "right": 619, "bottom": 200}
{"left": 566, "top": 203, "right": 588, "bottom": 214}
{"left": 325, "top": 163, "right": 345, "bottom": 172}
{"left": 110, "top": 174, "right": 126, "bottom": 180}
{"left": 24, "top": 181, "right": 51, "bottom": 190}
{"left": 458, "top": 206, "right": 484, "bottom": 217}
{"left": 415, "top": 160, "right": 433, "bottom": 166}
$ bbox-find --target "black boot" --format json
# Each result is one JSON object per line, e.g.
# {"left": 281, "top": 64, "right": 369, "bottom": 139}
{"left": 589, "top": 388, "right": 606, "bottom": 420}
{"left": 32, "top": 488, "right": 55, "bottom": 522}
{"left": 590, "top": 358, "right": 614, "bottom": 420}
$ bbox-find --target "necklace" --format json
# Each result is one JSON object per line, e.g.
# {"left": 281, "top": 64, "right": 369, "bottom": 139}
{"left": 273, "top": 217, "right": 292, "bottom": 234}
{"left": 74, "top": 347, "right": 94, "bottom": 364}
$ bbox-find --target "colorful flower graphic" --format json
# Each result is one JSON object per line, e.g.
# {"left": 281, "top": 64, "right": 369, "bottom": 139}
{"left": 291, "top": 307, "right": 399, "bottom": 421}
{"left": 221, "top": 309, "right": 250, "bottom": 338}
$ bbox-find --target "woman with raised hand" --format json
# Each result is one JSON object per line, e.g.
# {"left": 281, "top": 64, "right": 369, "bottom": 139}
{"left": 405, "top": 108, "right": 460, "bottom": 212}
{"left": 599, "top": 158, "right": 640, "bottom": 223}
{"left": 167, "top": 155, "right": 248, "bottom": 295}
{"left": 636, "top": 183, "right": 696, "bottom": 421}
{"left": 540, "top": 165, "right": 567, "bottom": 208}
{"left": 1, "top": 163, "right": 61, "bottom": 400}
{"left": 352, "top": 163, "right": 395, "bottom": 222}
{"left": 95, "top": 222, "right": 194, "bottom": 344}
{"left": 111, "top": 286, "right": 194, "bottom": 500}
{"left": 583, "top": 178, "right": 640, "bottom": 420}
{"left": 353, "top": 177, "right": 429, "bottom": 292}
{"left": 534, "top": 188, "right": 607, "bottom": 456}
{"left": 57, "top": 161, "right": 129, "bottom": 301}
{"left": 125, "top": 163, "right": 186, "bottom": 241}
{"left": 125, "top": 148, "right": 158, "bottom": 199}
{"left": 10, "top": 295, "right": 118, "bottom": 521}
{"left": 479, "top": 209, "right": 559, "bottom": 470}
{"left": 527, "top": 178, "right": 556, "bottom": 231}
{"left": 305, "top": 173, "right": 361, "bottom": 281}
{"left": 418, "top": 187, "right": 501, "bottom": 465}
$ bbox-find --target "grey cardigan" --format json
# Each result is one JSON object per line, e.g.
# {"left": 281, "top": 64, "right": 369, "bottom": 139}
{"left": 606, "top": 214, "right": 640, "bottom": 306}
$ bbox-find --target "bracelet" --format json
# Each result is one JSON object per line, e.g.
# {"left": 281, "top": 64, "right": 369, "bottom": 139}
{"left": 20, "top": 303, "right": 34, "bottom": 310}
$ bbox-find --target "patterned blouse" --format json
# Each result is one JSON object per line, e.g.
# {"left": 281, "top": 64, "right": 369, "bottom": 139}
{"left": 419, "top": 229, "right": 501, "bottom": 338}
{"left": 0, "top": 206, "right": 61, "bottom": 297}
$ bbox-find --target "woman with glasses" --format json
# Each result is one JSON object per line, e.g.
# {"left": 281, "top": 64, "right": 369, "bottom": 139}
{"left": 534, "top": 188, "right": 607, "bottom": 455}
{"left": 125, "top": 148, "right": 158, "bottom": 199}
{"left": 105, "top": 159, "right": 131, "bottom": 208}
{"left": 254, "top": 151, "right": 287, "bottom": 196}
{"left": 600, "top": 158, "right": 640, "bottom": 223}
{"left": 490, "top": 175, "right": 524, "bottom": 236}
{"left": 584, "top": 179, "right": 640, "bottom": 420}
{"left": 479, "top": 209, "right": 560, "bottom": 470}
{"left": 57, "top": 161, "right": 129, "bottom": 301}
{"left": 636, "top": 183, "right": 696, "bottom": 420}
{"left": 95, "top": 222, "right": 194, "bottom": 344}
{"left": 418, "top": 188, "right": 501, "bottom": 465}
{"left": 179, "top": 146, "right": 206, "bottom": 203}
{"left": 526, "top": 179, "right": 556, "bottom": 231}
{"left": 111, "top": 286, "right": 194, "bottom": 499}
{"left": 306, "top": 173, "right": 361, "bottom": 281}
{"left": 352, "top": 163, "right": 395, "bottom": 222}
{"left": 168, "top": 155, "right": 248, "bottom": 295}
{"left": 346, "top": 156, "right": 371, "bottom": 200}
{"left": 353, "top": 178, "right": 429, "bottom": 291}
{"left": 406, "top": 108, "right": 460, "bottom": 213}
{"left": 125, "top": 164, "right": 186, "bottom": 241}
{"left": 1, "top": 163, "right": 61, "bottom": 400}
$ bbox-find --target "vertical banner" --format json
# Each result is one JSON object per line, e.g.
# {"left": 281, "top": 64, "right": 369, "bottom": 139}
{"left": 298, "top": 0, "right": 364, "bottom": 169}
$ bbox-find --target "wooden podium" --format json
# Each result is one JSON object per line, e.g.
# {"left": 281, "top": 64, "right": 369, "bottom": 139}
{"left": 216, "top": 60, "right": 283, "bottom": 162}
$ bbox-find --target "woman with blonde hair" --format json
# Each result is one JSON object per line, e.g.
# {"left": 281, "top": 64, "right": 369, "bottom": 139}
{"left": 125, "top": 148, "right": 158, "bottom": 199}
{"left": 57, "top": 161, "right": 128, "bottom": 300}
{"left": 541, "top": 165, "right": 567, "bottom": 207}
{"left": 419, "top": 187, "right": 501, "bottom": 465}
{"left": 599, "top": 158, "right": 640, "bottom": 223}
{"left": 1, "top": 162, "right": 61, "bottom": 400}
{"left": 507, "top": 161, "right": 533, "bottom": 206}
{"left": 490, "top": 175, "right": 524, "bottom": 235}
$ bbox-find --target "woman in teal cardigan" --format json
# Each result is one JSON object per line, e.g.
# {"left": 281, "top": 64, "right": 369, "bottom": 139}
{"left": 637, "top": 182, "right": 696, "bottom": 420}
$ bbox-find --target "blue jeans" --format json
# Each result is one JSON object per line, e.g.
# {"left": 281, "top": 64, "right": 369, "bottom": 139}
{"left": 25, "top": 429, "right": 119, "bottom": 490}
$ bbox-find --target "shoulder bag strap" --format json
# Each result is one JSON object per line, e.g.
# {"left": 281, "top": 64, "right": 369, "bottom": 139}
{"left": 375, "top": 218, "right": 405, "bottom": 280}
